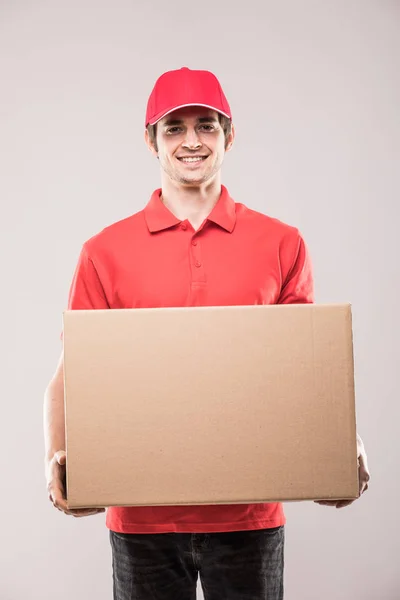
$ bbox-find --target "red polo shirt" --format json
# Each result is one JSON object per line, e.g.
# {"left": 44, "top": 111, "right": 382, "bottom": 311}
{"left": 65, "top": 184, "right": 314, "bottom": 534}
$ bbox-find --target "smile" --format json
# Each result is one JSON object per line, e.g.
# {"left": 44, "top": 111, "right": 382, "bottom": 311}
{"left": 177, "top": 156, "right": 208, "bottom": 163}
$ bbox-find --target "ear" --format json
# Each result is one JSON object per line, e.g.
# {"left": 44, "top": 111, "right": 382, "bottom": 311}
{"left": 144, "top": 129, "right": 158, "bottom": 157}
{"left": 225, "top": 123, "right": 235, "bottom": 152}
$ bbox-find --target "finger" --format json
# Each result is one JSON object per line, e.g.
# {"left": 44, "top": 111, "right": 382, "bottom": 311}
{"left": 66, "top": 506, "right": 105, "bottom": 517}
{"left": 52, "top": 494, "right": 71, "bottom": 513}
{"left": 69, "top": 506, "right": 105, "bottom": 513}
{"left": 54, "top": 451, "right": 67, "bottom": 466}
{"left": 49, "top": 481, "right": 70, "bottom": 511}
{"left": 361, "top": 469, "right": 370, "bottom": 485}
{"left": 358, "top": 472, "right": 370, "bottom": 496}
{"left": 71, "top": 509, "right": 105, "bottom": 518}
{"left": 335, "top": 500, "right": 354, "bottom": 509}
{"left": 48, "top": 481, "right": 67, "bottom": 505}
{"left": 49, "top": 479, "right": 105, "bottom": 516}
{"left": 315, "top": 499, "right": 354, "bottom": 508}
{"left": 358, "top": 449, "right": 368, "bottom": 469}
{"left": 358, "top": 453, "right": 371, "bottom": 483}
{"left": 51, "top": 496, "right": 104, "bottom": 516}
{"left": 48, "top": 467, "right": 67, "bottom": 498}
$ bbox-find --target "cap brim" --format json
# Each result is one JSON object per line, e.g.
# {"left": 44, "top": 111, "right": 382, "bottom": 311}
{"left": 148, "top": 103, "right": 231, "bottom": 126}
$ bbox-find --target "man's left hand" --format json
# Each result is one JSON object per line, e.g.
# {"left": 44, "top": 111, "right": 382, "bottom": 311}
{"left": 314, "top": 433, "right": 370, "bottom": 509}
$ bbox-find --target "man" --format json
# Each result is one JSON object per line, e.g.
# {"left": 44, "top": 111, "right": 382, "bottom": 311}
{"left": 44, "top": 67, "right": 370, "bottom": 600}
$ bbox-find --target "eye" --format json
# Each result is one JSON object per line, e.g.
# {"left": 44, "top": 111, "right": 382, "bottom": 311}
{"left": 166, "top": 127, "right": 183, "bottom": 134}
{"left": 199, "top": 124, "right": 215, "bottom": 131}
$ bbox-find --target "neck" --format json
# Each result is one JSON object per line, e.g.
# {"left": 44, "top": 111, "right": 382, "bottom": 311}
{"left": 160, "top": 176, "right": 222, "bottom": 230}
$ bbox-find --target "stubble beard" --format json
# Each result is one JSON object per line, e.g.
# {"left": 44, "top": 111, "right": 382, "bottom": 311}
{"left": 161, "top": 155, "right": 221, "bottom": 186}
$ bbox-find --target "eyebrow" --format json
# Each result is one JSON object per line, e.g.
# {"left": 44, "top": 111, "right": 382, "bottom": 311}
{"left": 162, "top": 116, "right": 219, "bottom": 127}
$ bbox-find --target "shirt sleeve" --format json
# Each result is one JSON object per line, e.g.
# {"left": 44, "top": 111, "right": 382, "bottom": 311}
{"left": 60, "top": 243, "right": 109, "bottom": 340}
{"left": 277, "top": 232, "right": 315, "bottom": 304}
{"left": 66, "top": 243, "right": 109, "bottom": 310}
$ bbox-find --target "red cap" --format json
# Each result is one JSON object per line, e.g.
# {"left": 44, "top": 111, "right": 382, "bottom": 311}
{"left": 145, "top": 67, "right": 232, "bottom": 127}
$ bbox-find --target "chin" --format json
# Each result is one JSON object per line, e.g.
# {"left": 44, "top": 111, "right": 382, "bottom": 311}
{"left": 176, "top": 174, "right": 207, "bottom": 185}
{"left": 178, "top": 179, "right": 204, "bottom": 186}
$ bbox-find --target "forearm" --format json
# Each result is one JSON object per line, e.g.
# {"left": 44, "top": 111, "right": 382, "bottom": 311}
{"left": 43, "top": 356, "right": 66, "bottom": 462}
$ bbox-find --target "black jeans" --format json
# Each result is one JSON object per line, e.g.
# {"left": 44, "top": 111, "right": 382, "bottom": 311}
{"left": 110, "top": 526, "right": 284, "bottom": 600}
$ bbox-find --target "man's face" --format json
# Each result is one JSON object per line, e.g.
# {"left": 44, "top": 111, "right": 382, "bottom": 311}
{"left": 147, "top": 106, "right": 233, "bottom": 187}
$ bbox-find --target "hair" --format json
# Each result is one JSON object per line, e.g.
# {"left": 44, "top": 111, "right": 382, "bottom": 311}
{"left": 146, "top": 113, "right": 232, "bottom": 153}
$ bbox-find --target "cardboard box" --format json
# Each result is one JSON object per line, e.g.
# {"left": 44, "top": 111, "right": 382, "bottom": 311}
{"left": 63, "top": 304, "right": 359, "bottom": 509}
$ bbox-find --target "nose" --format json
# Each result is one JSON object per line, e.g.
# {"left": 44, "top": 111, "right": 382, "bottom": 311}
{"left": 182, "top": 128, "right": 202, "bottom": 150}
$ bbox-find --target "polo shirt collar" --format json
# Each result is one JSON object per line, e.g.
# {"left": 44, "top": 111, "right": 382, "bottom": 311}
{"left": 144, "top": 185, "right": 236, "bottom": 233}
{"left": 144, "top": 189, "right": 181, "bottom": 233}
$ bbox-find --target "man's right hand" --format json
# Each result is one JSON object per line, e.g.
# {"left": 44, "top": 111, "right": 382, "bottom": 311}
{"left": 46, "top": 450, "right": 105, "bottom": 518}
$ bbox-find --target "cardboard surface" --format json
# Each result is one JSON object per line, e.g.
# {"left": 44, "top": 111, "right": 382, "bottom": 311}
{"left": 63, "top": 304, "right": 359, "bottom": 509}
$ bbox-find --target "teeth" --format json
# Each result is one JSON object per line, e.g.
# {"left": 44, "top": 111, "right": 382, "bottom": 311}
{"left": 180, "top": 157, "right": 205, "bottom": 163}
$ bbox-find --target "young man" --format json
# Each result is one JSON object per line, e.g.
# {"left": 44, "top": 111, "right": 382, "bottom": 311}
{"left": 44, "top": 67, "right": 370, "bottom": 600}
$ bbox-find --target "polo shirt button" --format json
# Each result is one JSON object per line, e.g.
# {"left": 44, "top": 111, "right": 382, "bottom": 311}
{"left": 181, "top": 223, "right": 187, "bottom": 230}
{"left": 195, "top": 261, "right": 201, "bottom": 268}
{"left": 191, "top": 239, "right": 197, "bottom": 246}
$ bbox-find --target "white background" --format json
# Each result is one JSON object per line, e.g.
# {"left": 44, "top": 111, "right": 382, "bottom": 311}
{"left": 1, "top": 1, "right": 399, "bottom": 598}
